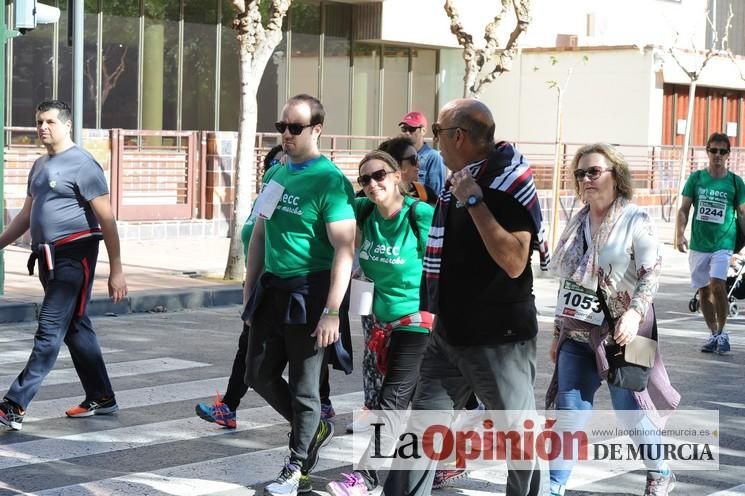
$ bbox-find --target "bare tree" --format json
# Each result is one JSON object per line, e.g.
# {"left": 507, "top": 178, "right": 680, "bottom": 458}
{"left": 84, "top": 46, "right": 129, "bottom": 107}
{"left": 224, "top": 0, "right": 291, "bottom": 280}
{"left": 668, "top": 6, "right": 734, "bottom": 240}
{"left": 445, "top": 0, "right": 531, "bottom": 98}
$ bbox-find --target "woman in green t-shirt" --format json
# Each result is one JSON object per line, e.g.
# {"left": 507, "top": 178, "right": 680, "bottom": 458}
{"left": 327, "top": 151, "right": 434, "bottom": 496}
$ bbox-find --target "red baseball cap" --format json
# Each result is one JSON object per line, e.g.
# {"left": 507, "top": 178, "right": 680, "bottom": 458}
{"left": 399, "top": 111, "right": 427, "bottom": 129}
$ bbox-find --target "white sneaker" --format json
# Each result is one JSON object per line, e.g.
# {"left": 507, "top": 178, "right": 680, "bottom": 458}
{"left": 346, "top": 406, "right": 371, "bottom": 433}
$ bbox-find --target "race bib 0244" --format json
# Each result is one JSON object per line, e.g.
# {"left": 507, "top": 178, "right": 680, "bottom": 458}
{"left": 696, "top": 199, "right": 726, "bottom": 224}
{"left": 555, "top": 279, "right": 604, "bottom": 326}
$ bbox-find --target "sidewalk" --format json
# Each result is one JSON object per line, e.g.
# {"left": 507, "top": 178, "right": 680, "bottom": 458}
{"left": 0, "top": 218, "right": 687, "bottom": 324}
{"left": 0, "top": 238, "right": 242, "bottom": 323}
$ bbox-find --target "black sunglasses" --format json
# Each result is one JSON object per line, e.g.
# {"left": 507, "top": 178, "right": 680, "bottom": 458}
{"left": 275, "top": 121, "right": 315, "bottom": 135}
{"left": 431, "top": 123, "right": 466, "bottom": 139}
{"left": 357, "top": 169, "right": 392, "bottom": 187}
{"left": 574, "top": 166, "right": 610, "bottom": 181}
{"left": 402, "top": 155, "right": 419, "bottom": 166}
{"left": 707, "top": 147, "right": 730, "bottom": 156}
{"left": 399, "top": 124, "right": 422, "bottom": 134}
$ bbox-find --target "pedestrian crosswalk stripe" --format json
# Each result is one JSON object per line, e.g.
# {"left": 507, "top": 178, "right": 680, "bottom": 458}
{"left": 32, "top": 439, "right": 356, "bottom": 496}
{"left": 0, "top": 330, "right": 36, "bottom": 343}
{"left": 0, "top": 357, "right": 210, "bottom": 389}
{"left": 705, "top": 484, "right": 745, "bottom": 495}
{"left": 22, "top": 376, "right": 230, "bottom": 423}
{"left": 0, "top": 347, "right": 121, "bottom": 365}
{"left": 0, "top": 391, "right": 363, "bottom": 471}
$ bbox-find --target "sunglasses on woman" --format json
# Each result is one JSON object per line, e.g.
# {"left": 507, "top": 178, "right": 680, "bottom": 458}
{"left": 707, "top": 147, "right": 730, "bottom": 156}
{"left": 573, "top": 166, "right": 610, "bottom": 181}
{"left": 357, "top": 169, "right": 392, "bottom": 187}
{"left": 274, "top": 121, "right": 315, "bottom": 135}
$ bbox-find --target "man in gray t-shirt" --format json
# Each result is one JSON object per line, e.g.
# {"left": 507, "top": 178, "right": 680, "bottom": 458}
{"left": 0, "top": 100, "right": 128, "bottom": 431}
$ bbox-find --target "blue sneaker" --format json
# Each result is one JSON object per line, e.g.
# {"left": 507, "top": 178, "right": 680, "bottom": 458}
{"left": 701, "top": 334, "right": 718, "bottom": 353}
{"left": 266, "top": 461, "right": 302, "bottom": 496}
{"left": 717, "top": 331, "right": 731, "bottom": 355}
{"left": 195, "top": 393, "right": 236, "bottom": 429}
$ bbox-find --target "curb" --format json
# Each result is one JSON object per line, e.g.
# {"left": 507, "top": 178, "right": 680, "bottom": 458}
{"left": 0, "top": 285, "right": 244, "bottom": 324}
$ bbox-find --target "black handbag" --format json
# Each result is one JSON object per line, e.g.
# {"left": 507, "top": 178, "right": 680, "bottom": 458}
{"left": 596, "top": 285, "right": 655, "bottom": 392}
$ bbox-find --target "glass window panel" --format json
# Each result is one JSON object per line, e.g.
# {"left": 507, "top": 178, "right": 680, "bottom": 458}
{"left": 11, "top": 23, "right": 54, "bottom": 126}
{"left": 143, "top": 0, "right": 179, "bottom": 130}
{"left": 411, "top": 48, "right": 437, "bottom": 128}
{"left": 289, "top": 2, "right": 320, "bottom": 98}
{"left": 382, "top": 46, "right": 409, "bottom": 137}
{"left": 321, "top": 3, "right": 351, "bottom": 137}
{"left": 219, "top": 2, "right": 288, "bottom": 132}
{"left": 57, "top": 0, "right": 72, "bottom": 110}
{"left": 101, "top": 2, "right": 140, "bottom": 129}
{"left": 52, "top": 1, "right": 101, "bottom": 129}
{"left": 351, "top": 43, "right": 380, "bottom": 140}
{"left": 256, "top": 17, "right": 288, "bottom": 132}
{"left": 438, "top": 49, "right": 465, "bottom": 111}
{"left": 183, "top": 0, "right": 217, "bottom": 131}
{"left": 219, "top": 0, "right": 240, "bottom": 131}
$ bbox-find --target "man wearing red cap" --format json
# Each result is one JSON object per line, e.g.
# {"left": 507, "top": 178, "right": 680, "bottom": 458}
{"left": 399, "top": 111, "right": 447, "bottom": 195}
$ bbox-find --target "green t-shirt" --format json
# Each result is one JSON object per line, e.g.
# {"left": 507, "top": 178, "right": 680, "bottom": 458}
{"left": 356, "top": 196, "right": 434, "bottom": 333}
{"left": 682, "top": 169, "right": 745, "bottom": 253}
{"left": 241, "top": 214, "right": 256, "bottom": 263}
{"left": 261, "top": 155, "right": 355, "bottom": 278}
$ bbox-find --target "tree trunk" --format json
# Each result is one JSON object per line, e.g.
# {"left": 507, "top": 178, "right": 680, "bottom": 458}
{"left": 224, "top": 33, "right": 260, "bottom": 280}
{"left": 464, "top": 65, "right": 478, "bottom": 98}
{"left": 224, "top": 35, "right": 279, "bottom": 280}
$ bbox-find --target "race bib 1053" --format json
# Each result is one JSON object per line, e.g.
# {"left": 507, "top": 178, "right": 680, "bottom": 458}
{"left": 555, "top": 279, "right": 604, "bottom": 326}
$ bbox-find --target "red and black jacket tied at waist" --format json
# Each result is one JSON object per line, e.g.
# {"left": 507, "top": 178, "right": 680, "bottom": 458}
{"left": 27, "top": 228, "right": 103, "bottom": 318}
{"left": 367, "top": 311, "right": 434, "bottom": 375}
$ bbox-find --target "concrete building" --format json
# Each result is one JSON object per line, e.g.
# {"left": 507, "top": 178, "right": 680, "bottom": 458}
{"left": 5, "top": 0, "right": 745, "bottom": 234}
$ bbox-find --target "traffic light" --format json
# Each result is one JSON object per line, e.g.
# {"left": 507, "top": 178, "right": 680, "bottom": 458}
{"left": 15, "top": 0, "right": 60, "bottom": 34}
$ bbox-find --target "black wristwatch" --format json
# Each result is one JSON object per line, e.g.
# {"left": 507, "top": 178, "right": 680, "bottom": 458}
{"left": 465, "top": 194, "right": 483, "bottom": 208}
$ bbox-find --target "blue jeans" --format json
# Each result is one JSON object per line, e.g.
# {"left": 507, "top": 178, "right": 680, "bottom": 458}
{"left": 549, "top": 339, "right": 664, "bottom": 493}
{"left": 5, "top": 249, "right": 114, "bottom": 410}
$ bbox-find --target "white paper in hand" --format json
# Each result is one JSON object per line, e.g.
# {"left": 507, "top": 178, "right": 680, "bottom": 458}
{"left": 253, "top": 180, "right": 285, "bottom": 220}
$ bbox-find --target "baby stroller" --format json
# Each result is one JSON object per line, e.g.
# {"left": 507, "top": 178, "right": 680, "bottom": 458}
{"left": 689, "top": 255, "right": 745, "bottom": 317}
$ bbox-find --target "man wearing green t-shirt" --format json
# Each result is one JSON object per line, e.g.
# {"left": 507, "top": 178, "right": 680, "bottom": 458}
{"left": 243, "top": 94, "right": 356, "bottom": 496}
{"left": 677, "top": 132, "right": 745, "bottom": 354}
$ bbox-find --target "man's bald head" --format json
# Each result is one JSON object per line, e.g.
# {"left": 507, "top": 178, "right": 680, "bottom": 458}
{"left": 441, "top": 99, "right": 495, "bottom": 150}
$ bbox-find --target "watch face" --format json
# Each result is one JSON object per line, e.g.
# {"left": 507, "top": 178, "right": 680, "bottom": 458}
{"left": 467, "top": 195, "right": 479, "bottom": 206}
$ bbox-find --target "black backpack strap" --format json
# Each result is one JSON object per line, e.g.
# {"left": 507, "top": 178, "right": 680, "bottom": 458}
{"left": 407, "top": 200, "right": 421, "bottom": 240}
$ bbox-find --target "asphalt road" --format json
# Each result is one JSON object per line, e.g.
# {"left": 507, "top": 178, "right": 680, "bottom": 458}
{"left": 0, "top": 244, "right": 743, "bottom": 495}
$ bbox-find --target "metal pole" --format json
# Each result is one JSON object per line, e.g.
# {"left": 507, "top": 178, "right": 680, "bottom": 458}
{"left": 73, "top": 0, "right": 83, "bottom": 142}
{"left": 0, "top": 3, "right": 18, "bottom": 295}
{"left": 549, "top": 87, "right": 563, "bottom": 250}
{"left": 1, "top": 2, "right": 7, "bottom": 295}
{"left": 673, "top": 80, "right": 697, "bottom": 246}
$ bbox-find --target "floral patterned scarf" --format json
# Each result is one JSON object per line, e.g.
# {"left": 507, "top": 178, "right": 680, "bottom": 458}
{"left": 549, "top": 197, "right": 629, "bottom": 289}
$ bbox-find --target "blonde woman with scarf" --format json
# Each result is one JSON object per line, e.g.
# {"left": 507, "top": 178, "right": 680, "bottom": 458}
{"left": 546, "top": 143, "right": 680, "bottom": 496}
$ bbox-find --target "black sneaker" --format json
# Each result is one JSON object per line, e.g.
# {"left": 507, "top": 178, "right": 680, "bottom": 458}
{"left": 0, "top": 400, "right": 25, "bottom": 431}
{"left": 66, "top": 396, "right": 119, "bottom": 418}
{"left": 303, "top": 418, "right": 334, "bottom": 473}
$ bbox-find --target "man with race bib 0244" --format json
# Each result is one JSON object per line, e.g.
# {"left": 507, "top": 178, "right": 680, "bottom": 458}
{"left": 676, "top": 132, "right": 745, "bottom": 354}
